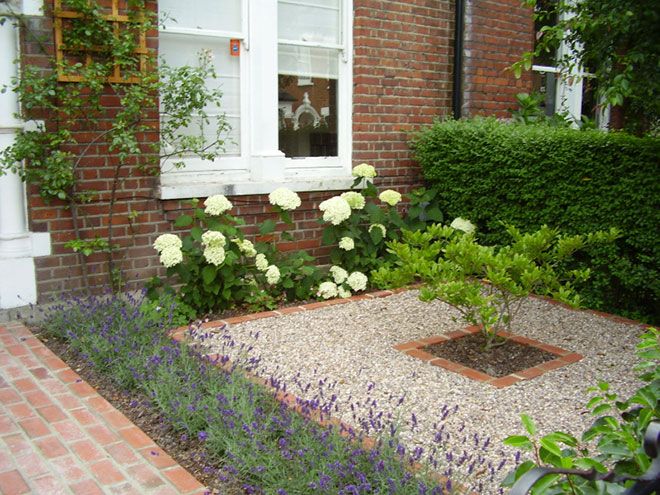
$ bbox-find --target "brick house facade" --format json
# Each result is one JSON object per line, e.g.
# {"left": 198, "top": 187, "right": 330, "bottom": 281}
{"left": 0, "top": 0, "right": 534, "bottom": 308}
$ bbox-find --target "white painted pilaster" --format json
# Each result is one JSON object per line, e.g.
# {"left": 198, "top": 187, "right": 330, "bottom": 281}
{"left": 0, "top": 2, "right": 50, "bottom": 309}
{"left": 248, "top": 0, "right": 285, "bottom": 182}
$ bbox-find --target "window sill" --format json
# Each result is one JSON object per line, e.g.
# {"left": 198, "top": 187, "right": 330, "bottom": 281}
{"left": 158, "top": 175, "right": 355, "bottom": 200}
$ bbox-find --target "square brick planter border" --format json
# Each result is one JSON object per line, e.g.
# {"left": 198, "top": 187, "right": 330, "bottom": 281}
{"left": 396, "top": 325, "right": 585, "bottom": 388}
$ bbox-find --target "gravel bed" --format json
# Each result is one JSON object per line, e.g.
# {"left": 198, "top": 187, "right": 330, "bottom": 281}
{"left": 192, "top": 291, "right": 644, "bottom": 493}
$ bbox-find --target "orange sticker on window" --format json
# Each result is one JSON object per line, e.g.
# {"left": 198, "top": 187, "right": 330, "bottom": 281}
{"left": 230, "top": 39, "right": 240, "bottom": 57}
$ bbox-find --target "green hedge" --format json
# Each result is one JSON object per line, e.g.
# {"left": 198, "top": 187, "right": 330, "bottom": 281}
{"left": 411, "top": 118, "right": 660, "bottom": 323}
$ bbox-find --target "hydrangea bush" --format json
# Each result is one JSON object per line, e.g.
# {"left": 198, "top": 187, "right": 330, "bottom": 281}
{"left": 148, "top": 195, "right": 275, "bottom": 315}
{"left": 320, "top": 164, "right": 407, "bottom": 275}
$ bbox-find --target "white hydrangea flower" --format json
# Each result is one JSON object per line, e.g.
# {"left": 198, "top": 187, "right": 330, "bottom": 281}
{"left": 319, "top": 196, "right": 351, "bottom": 225}
{"left": 368, "top": 223, "right": 387, "bottom": 237}
{"left": 347, "top": 271, "right": 368, "bottom": 292}
{"left": 265, "top": 265, "right": 280, "bottom": 285}
{"left": 202, "top": 230, "right": 226, "bottom": 248}
{"left": 203, "top": 246, "right": 226, "bottom": 266}
{"left": 153, "top": 234, "right": 182, "bottom": 253}
{"left": 338, "top": 237, "right": 355, "bottom": 251}
{"left": 232, "top": 238, "right": 257, "bottom": 257}
{"left": 159, "top": 246, "right": 183, "bottom": 267}
{"left": 352, "top": 163, "right": 377, "bottom": 179}
{"left": 329, "top": 266, "right": 348, "bottom": 284}
{"left": 317, "top": 281, "right": 339, "bottom": 299}
{"left": 204, "top": 194, "right": 233, "bottom": 216}
{"left": 378, "top": 189, "right": 402, "bottom": 206}
{"left": 450, "top": 217, "right": 476, "bottom": 234}
{"left": 338, "top": 286, "right": 352, "bottom": 299}
{"left": 255, "top": 253, "right": 269, "bottom": 272}
{"left": 340, "top": 191, "right": 366, "bottom": 210}
{"left": 268, "top": 188, "right": 301, "bottom": 211}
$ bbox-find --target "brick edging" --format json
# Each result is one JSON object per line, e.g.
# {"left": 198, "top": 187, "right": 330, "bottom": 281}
{"left": 169, "top": 287, "right": 410, "bottom": 340}
{"left": 395, "top": 325, "right": 585, "bottom": 389}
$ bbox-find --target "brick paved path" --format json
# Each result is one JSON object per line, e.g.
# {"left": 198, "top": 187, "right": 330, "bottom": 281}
{"left": 0, "top": 321, "right": 207, "bottom": 495}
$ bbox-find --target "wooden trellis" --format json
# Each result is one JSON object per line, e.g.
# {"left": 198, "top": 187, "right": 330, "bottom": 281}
{"left": 53, "top": 0, "right": 149, "bottom": 83}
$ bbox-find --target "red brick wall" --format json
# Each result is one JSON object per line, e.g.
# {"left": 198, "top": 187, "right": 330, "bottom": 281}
{"left": 462, "top": 0, "right": 534, "bottom": 117}
{"left": 352, "top": 0, "right": 455, "bottom": 191}
{"left": 20, "top": 0, "right": 533, "bottom": 302}
{"left": 22, "top": 1, "right": 171, "bottom": 297}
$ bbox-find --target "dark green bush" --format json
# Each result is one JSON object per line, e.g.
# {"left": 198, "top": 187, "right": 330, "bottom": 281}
{"left": 411, "top": 118, "right": 660, "bottom": 323}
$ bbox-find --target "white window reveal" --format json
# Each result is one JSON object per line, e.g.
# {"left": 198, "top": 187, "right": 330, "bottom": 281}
{"left": 158, "top": 0, "right": 353, "bottom": 199}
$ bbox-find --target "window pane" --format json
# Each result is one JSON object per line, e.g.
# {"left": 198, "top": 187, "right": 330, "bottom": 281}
{"left": 160, "top": 34, "right": 241, "bottom": 155}
{"left": 278, "top": 76, "right": 337, "bottom": 158}
{"left": 160, "top": 0, "right": 242, "bottom": 32}
{"left": 278, "top": 0, "right": 340, "bottom": 44}
{"left": 278, "top": 45, "right": 339, "bottom": 79}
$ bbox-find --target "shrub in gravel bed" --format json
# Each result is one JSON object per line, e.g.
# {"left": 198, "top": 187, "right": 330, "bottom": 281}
{"left": 39, "top": 292, "right": 505, "bottom": 494}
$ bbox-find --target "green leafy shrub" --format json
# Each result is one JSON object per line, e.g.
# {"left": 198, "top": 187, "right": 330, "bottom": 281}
{"left": 411, "top": 118, "right": 660, "bottom": 323}
{"left": 503, "top": 327, "right": 659, "bottom": 494}
{"left": 373, "top": 223, "right": 617, "bottom": 350}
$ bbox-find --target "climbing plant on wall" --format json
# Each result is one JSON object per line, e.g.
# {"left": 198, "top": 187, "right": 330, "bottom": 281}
{"left": 0, "top": 0, "right": 229, "bottom": 291}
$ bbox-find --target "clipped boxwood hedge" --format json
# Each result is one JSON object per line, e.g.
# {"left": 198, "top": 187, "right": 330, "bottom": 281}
{"left": 411, "top": 118, "right": 660, "bottom": 323}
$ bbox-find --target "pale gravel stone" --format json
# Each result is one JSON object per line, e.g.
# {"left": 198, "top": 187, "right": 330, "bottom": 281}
{"left": 192, "top": 291, "right": 644, "bottom": 494}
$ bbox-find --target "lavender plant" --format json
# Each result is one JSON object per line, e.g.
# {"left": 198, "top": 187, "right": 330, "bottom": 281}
{"left": 40, "top": 292, "right": 478, "bottom": 494}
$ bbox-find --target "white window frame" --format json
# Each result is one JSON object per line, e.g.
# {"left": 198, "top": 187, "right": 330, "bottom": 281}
{"left": 158, "top": 0, "right": 354, "bottom": 199}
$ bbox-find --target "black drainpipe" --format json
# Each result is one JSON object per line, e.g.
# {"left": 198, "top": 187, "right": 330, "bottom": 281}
{"left": 453, "top": 0, "right": 465, "bottom": 119}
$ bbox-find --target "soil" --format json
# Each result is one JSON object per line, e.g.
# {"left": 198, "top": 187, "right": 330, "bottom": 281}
{"left": 31, "top": 328, "right": 242, "bottom": 495}
{"left": 425, "top": 333, "right": 558, "bottom": 377}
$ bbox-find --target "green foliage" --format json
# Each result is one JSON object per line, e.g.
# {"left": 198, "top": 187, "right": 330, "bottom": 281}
{"left": 411, "top": 118, "right": 660, "bottom": 323}
{"left": 513, "top": 0, "right": 660, "bottom": 133}
{"left": 502, "top": 327, "right": 660, "bottom": 494}
{"left": 64, "top": 237, "right": 112, "bottom": 256}
{"left": 510, "top": 92, "right": 573, "bottom": 127}
{"left": 375, "top": 223, "right": 616, "bottom": 350}
{"left": 320, "top": 181, "right": 406, "bottom": 274}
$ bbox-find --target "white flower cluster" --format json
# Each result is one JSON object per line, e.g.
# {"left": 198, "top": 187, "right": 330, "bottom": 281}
{"left": 347, "top": 271, "right": 368, "bottom": 292}
{"left": 317, "top": 281, "right": 339, "bottom": 299}
{"left": 201, "top": 230, "right": 226, "bottom": 266}
{"left": 265, "top": 265, "right": 280, "bottom": 285}
{"left": 317, "top": 267, "right": 368, "bottom": 300}
{"left": 340, "top": 191, "right": 366, "bottom": 210}
{"left": 268, "top": 188, "right": 301, "bottom": 211}
{"left": 159, "top": 246, "right": 183, "bottom": 268}
{"left": 154, "top": 233, "right": 182, "bottom": 252}
{"left": 352, "top": 163, "right": 377, "bottom": 179}
{"left": 255, "top": 253, "right": 269, "bottom": 271}
{"left": 203, "top": 246, "right": 226, "bottom": 266}
{"left": 319, "top": 196, "right": 351, "bottom": 225}
{"left": 329, "top": 265, "right": 348, "bottom": 284}
{"left": 450, "top": 217, "right": 476, "bottom": 234}
{"left": 338, "top": 237, "right": 354, "bottom": 251}
{"left": 379, "top": 189, "right": 402, "bottom": 206}
{"left": 204, "top": 194, "right": 233, "bottom": 216}
{"left": 232, "top": 238, "right": 257, "bottom": 257}
{"left": 368, "top": 223, "right": 387, "bottom": 237}
{"left": 202, "top": 231, "right": 226, "bottom": 248}
{"left": 154, "top": 234, "right": 183, "bottom": 268}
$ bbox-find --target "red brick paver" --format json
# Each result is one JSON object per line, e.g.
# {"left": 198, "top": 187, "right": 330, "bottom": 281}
{"left": 0, "top": 322, "right": 206, "bottom": 494}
